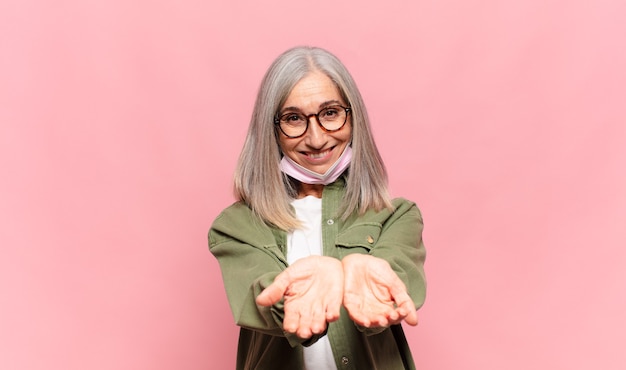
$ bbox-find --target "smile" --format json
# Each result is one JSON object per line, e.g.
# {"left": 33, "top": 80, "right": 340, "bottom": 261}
{"left": 305, "top": 148, "right": 332, "bottom": 160}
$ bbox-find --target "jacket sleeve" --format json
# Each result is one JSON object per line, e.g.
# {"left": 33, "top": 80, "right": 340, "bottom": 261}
{"left": 335, "top": 198, "right": 426, "bottom": 335}
{"left": 371, "top": 199, "right": 427, "bottom": 311}
{"left": 208, "top": 202, "right": 320, "bottom": 347}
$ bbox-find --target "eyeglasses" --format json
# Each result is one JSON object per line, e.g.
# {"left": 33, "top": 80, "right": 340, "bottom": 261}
{"left": 274, "top": 105, "right": 351, "bottom": 138}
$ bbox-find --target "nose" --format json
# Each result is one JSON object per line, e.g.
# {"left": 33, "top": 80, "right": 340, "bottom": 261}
{"left": 303, "top": 115, "right": 327, "bottom": 148}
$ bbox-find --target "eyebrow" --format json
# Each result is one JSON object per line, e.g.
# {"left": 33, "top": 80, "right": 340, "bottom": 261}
{"left": 280, "top": 100, "right": 345, "bottom": 113}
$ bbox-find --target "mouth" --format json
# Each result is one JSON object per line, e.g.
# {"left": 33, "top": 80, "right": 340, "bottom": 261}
{"left": 302, "top": 147, "right": 333, "bottom": 160}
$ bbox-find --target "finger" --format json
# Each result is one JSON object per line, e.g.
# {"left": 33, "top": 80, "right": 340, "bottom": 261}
{"left": 308, "top": 306, "right": 328, "bottom": 335}
{"left": 287, "top": 300, "right": 321, "bottom": 339}
{"left": 385, "top": 275, "right": 409, "bottom": 299}
{"left": 393, "top": 292, "right": 416, "bottom": 314}
{"left": 387, "top": 282, "right": 417, "bottom": 315}
{"left": 404, "top": 310, "right": 419, "bottom": 326}
{"left": 344, "top": 303, "right": 372, "bottom": 327}
{"left": 255, "top": 273, "right": 291, "bottom": 306}
{"left": 296, "top": 305, "right": 314, "bottom": 338}
{"left": 396, "top": 299, "right": 418, "bottom": 326}
{"left": 385, "top": 308, "right": 400, "bottom": 323}
{"left": 282, "top": 306, "right": 301, "bottom": 334}
{"left": 255, "top": 284, "right": 285, "bottom": 306}
{"left": 325, "top": 306, "right": 341, "bottom": 322}
{"left": 325, "top": 292, "right": 343, "bottom": 322}
{"left": 371, "top": 315, "right": 390, "bottom": 328}
{"left": 295, "top": 313, "right": 315, "bottom": 339}
{"left": 362, "top": 300, "right": 401, "bottom": 328}
{"left": 400, "top": 301, "right": 417, "bottom": 326}
{"left": 371, "top": 303, "right": 400, "bottom": 327}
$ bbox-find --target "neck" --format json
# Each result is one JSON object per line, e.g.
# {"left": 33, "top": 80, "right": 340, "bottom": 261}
{"left": 297, "top": 183, "right": 324, "bottom": 198}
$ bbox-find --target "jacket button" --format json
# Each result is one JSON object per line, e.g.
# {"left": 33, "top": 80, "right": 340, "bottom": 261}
{"left": 341, "top": 356, "right": 349, "bottom": 365}
{"left": 367, "top": 235, "right": 374, "bottom": 243}
{"left": 326, "top": 219, "right": 334, "bottom": 225}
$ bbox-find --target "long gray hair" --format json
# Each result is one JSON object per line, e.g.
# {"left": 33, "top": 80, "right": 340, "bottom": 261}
{"left": 234, "top": 46, "right": 392, "bottom": 230}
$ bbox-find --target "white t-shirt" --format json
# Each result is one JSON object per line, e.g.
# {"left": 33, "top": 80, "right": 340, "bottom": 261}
{"left": 288, "top": 196, "right": 338, "bottom": 370}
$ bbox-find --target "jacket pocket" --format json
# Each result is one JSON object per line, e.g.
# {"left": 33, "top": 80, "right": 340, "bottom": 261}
{"left": 335, "top": 222, "right": 383, "bottom": 252}
{"left": 261, "top": 244, "right": 289, "bottom": 268}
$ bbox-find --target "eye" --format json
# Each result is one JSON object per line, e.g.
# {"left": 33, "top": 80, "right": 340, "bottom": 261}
{"left": 281, "top": 113, "right": 305, "bottom": 124}
{"left": 320, "top": 107, "right": 340, "bottom": 120}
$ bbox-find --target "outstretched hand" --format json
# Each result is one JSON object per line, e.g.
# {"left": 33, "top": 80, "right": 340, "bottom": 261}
{"left": 342, "top": 254, "right": 418, "bottom": 328}
{"left": 256, "top": 255, "right": 343, "bottom": 339}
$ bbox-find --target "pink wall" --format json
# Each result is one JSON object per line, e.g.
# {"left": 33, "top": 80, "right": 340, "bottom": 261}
{"left": 1, "top": 0, "right": 625, "bottom": 369}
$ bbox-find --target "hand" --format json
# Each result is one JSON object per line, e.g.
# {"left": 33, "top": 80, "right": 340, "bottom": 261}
{"left": 342, "top": 254, "right": 418, "bottom": 328}
{"left": 256, "top": 256, "right": 343, "bottom": 339}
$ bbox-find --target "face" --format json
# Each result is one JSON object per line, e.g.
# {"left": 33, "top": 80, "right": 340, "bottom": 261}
{"left": 277, "top": 71, "right": 352, "bottom": 175}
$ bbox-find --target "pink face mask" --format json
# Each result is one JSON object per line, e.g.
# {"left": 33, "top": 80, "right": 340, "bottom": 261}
{"left": 280, "top": 146, "right": 352, "bottom": 185}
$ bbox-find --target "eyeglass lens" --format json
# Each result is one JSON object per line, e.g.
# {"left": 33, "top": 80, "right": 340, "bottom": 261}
{"left": 278, "top": 106, "right": 348, "bottom": 137}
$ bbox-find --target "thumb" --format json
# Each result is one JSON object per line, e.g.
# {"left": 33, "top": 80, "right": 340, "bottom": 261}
{"left": 255, "top": 272, "right": 290, "bottom": 307}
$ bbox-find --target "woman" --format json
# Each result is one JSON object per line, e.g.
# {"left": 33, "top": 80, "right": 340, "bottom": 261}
{"left": 209, "top": 46, "right": 426, "bottom": 370}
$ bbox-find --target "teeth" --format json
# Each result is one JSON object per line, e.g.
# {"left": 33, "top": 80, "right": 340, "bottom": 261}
{"left": 308, "top": 150, "right": 330, "bottom": 159}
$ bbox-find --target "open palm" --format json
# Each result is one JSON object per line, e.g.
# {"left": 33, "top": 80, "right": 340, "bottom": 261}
{"left": 256, "top": 255, "right": 344, "bottom": 339}
{"left": 342, "top": 254, "right": 418, "bottom": 328}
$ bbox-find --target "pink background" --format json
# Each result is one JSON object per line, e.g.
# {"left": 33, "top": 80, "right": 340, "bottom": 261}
{"left": 1, "top": 0, "right": 625, "bottom": 369}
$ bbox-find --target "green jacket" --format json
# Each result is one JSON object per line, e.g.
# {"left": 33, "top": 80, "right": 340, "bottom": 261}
{"left": 209, "top": 178, "right": 426, "bottom": 369}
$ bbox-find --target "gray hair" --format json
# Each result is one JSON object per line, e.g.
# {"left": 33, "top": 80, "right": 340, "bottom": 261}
{"left": 234, "top": 46, "right": 392, "bottom": 230}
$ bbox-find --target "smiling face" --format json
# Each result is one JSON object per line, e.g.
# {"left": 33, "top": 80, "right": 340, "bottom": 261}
{"left": 277, "top": 71, "right": 352, "bottom": 175}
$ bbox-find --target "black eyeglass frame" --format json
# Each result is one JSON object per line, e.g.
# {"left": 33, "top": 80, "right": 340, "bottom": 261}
{"left": 274, "top": 105, "right": 352, "bottom": 138}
